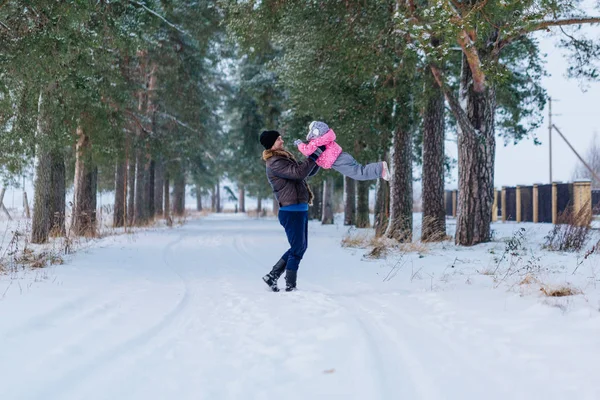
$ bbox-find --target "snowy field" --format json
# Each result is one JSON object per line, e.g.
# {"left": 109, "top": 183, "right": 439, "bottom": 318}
{"left": 1, "top": 213, "right": 600, "bottom": 400}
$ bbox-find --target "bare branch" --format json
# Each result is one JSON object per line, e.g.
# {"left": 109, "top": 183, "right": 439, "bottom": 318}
{"left": 407, "top": 0, "right": 416, "bottom": 14}
{"left": 447, "top": 0, "right": 462, "bottom": 15}
{"left": 158, "top": 112, "right": 202, "bottom": 136}
{"left": 429, "top": 65, "right": 477, "bottom": 137}
{"left": 463, "top": 0, "right": 489, "bottom": 21}
{"left": 443, "top": 1, "right": 486, "bottom": 92}
{"left": 123, "top": 109, "right": 150, "bottom": 134}
{"left": 499, "top": 17, "right": 600, "bottom": 50}
{"left": 128, "top": 0, "right": 190, "bottom": 38}
{"left": 456, "top": 31, "right": 486, "bottom": 92}
{"left": 534, "top": 17, "right": 600, "bottom": 31}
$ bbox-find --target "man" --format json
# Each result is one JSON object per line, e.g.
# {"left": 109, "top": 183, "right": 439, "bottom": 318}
{"left": 260, "top": 130, "right": 323, "bottom": 292}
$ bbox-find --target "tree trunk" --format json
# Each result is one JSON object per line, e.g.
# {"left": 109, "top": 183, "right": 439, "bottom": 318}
{"left": 91, "top": 165, "right": 98, "bottom": 229}
{"left": 356, "top": 180, "right": 370, "bottom": 228}
{"left": 386, "top": 126, "right": 413, "bottom": 242}
{"left": 163, "top": 174, "right": 170, "bottom": 219}
{"left": 31, "top": 91, "right": 52, "bottom": 244}
{"left": 71, "top": 126, "right": 97, "bottom": 237}
{"left": 239, "top": 186, "right": 245, "bottom": 213}
{"left": 455, "top": 54, "right": 497, "bottom": 246}
{"left": 50, "top": 149, "right": 66, "bottom": 237}
{"left": 257, "top": 197, "right": 262, "bottom": 215}
{"left": 127, "top": 155, "right": 136, "bottom": 226}
{"left": 215, "top": 181, "right": 221, "bottom": 213}
{"left": 344, "top": 176, "right": 356, "bottom": 226}
{"left": 114, "top": 160, "right": 126, "bottom": 228}
{"left": 421, "top": 71, "right": 447, "bottom": 242}
{"left": 173, "top": 162, "right": 185, "bottom": 217}
{"left": 154, "top": 160, "right": 164, "bottom": 217}
{"left": 196, "top": 185, "right": 203, "bottom": 211}
{"left": 374, "top": 176, "right": 390, "bottom": 238}
{"left": 146, "top": 64, "right": 158, "bottom": 218}
{"left": 309, "top": 181, "right": 323, "bottom": 220}
{"left": 31, "top": 148, "right": 52, "bottom": 243}
{"left": 134, "top": 149, "right": 148, "bottom": 226}
{"left": 148, "top": 159, "right": 155, "bottom": 219}
{"left": 322, "top": 177, "right": 334, "bottom": 224}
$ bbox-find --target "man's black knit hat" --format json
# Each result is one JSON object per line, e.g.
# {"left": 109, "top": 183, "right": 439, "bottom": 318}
{"left": 260, "top": 130, "right": 280, "bottom": 149}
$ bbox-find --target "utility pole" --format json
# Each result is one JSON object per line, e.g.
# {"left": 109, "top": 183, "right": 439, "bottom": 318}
{"left": 549, "top": 97, "right": 553, "bottom": 184}
{"left": 552, "top": 124, "right": 600, "bottom": 185}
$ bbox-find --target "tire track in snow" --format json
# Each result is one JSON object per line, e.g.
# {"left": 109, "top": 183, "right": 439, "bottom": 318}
{"left": 224, "top": 234, "right": 387, "bottom": 398}
{"left": 233, "top": 233, "right": 400, "bottom": 398}
{"left": 343, "top": 297, "right": 442, "bottom": 400}
{"left": 21, "top": 233, "right": 193, "bottom": 400}
{"left": 2, "top": 293, "right": 92, "bottom": 339}
{"left": 305, "top": 284, "right": 442, "bottom": 400}
{"left": 393, "top": 293, "right": 558, "bottom": 399}
{"left": 231, "top": 224, "right": 566, "bottom": 399}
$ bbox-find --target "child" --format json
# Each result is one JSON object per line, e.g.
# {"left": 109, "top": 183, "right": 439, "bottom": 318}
{"left": 294, "top": 121, "right": 390, "bottom": 181}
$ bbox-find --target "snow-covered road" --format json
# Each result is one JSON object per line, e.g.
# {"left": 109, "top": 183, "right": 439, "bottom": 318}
{"left": 1, "top": 215, "right": 599, "bottom": 400}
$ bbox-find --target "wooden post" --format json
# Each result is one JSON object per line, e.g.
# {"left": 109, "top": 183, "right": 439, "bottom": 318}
{"left": 444, "top": 190, "right": 450, "bottom": 216}
{"left": 492, "top": 189, "right": 498, "bottom": 222}
{"left": 501, "top": 187, "right": 507, "bottom": 222}
{"left": 552, "top": 182, "right": 558, "bottom": 225}
{"left": 573, "top": 180, "right": 592, "bottom": 226}
{"left": 0, "top": 187, "right": 12, "bottom": 220}
{"left": 516, "top": 186, "right": 522, "bottom": 222}
{"left": 452, "top": 190, "right": 457, "bottom": 218}
{"left": 533, "top": 184, "right": 539, "bottom": 223}
{"left": 23, "top": 191, "right": 31, "bottom": 219}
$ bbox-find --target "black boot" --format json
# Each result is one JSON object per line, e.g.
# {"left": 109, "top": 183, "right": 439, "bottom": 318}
{"left": 285, "top": 269, "right": 297, "bottom": 292}
{"left": 262, "top": 258, "right": 286, "bottom": 292}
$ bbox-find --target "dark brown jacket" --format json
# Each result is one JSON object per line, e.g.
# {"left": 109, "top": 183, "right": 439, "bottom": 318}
{"left": 262, "top": 149, "right": 319, "bottom": 207}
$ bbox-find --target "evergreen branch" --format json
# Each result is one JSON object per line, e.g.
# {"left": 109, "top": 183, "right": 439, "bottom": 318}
{"left": 499, "top": 17, "right": 600, "bottom": 50}
{"left": 99, "top": 96, "right": 150, "bottom": 134}
{"left": 128, "top": 0, "right": 190, "bottom": 38}
{"left": 0, "top": 0, "right": 11, "bottom": 31}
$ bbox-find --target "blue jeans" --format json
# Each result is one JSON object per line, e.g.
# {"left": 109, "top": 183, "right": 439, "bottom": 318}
{"left": 278, "top": 210, "right": 308, "bottom": 271}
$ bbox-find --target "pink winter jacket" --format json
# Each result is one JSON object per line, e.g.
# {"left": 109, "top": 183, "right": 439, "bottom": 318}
{"left": 297, "top": 129, "right": 343, "bottom": 169}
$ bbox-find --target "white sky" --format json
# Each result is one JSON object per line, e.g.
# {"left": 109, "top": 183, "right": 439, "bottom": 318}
{"left": 447, "top": 5, "right": 600, "bottom": 189}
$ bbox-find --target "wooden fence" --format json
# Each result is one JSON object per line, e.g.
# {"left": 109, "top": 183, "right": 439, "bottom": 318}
{"left": 445, "top": 180, "right": 593, "bottom": 226}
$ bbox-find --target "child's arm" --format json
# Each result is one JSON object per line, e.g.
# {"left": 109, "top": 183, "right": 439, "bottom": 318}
{"left": 309, "top": 131, "right": 335, "bottom": 146}
{"left": 296, "top": 140, "right": 319, "bottom": 157}
{"left": 296, "top": 130, "right": 336, "bottom": 155}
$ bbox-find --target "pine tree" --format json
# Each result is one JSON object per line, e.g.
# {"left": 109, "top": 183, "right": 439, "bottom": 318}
{"left": 401, "top": 0, "right": 600, "bottom": 245}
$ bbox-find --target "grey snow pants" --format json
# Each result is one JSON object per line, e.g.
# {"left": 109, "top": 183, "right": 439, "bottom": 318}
{"left": 332, "top": 152, "right": 382, "bottom": 181}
